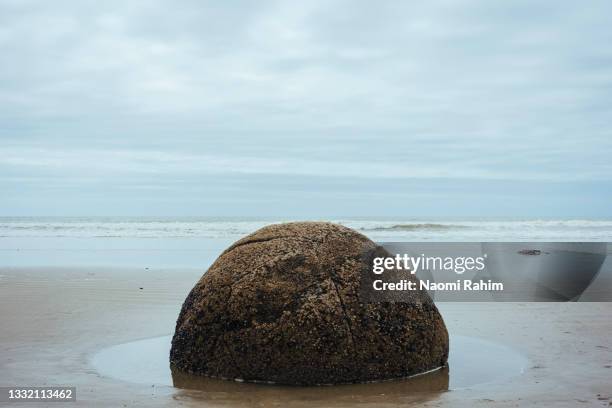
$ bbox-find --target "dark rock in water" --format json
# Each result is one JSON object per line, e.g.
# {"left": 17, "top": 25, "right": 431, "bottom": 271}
{"left": 518, "top": 249, "right": 542, "bottom": 256}
{"left": 170, "top": 222, "right": 448, "bottom": 385}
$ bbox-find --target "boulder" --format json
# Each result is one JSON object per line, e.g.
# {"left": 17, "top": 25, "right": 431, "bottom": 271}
{"left": 170, "top": 222, "right": 448, "bottom": 385}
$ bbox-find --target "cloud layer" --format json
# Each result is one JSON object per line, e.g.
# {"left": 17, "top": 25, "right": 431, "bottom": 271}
{"left": 1, "top": 0, "right": 611, "bottom": 215}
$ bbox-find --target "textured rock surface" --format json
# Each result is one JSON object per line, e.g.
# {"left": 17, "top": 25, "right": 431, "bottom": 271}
{"left": 170, "top": 222, "right": 448, "bottom": 385}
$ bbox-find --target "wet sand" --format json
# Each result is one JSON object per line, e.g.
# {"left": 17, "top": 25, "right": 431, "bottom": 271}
{"left": 0, "top": 266, "right": 611, "bottom": 407}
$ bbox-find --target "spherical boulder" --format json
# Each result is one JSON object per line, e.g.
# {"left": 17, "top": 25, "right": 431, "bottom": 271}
{"left": 170, "top": 222, "right": 448, "bottom": 385}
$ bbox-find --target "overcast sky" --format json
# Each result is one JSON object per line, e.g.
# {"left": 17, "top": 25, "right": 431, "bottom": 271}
{"left": 1, "top": 0, "right": 611, "bottom": 217}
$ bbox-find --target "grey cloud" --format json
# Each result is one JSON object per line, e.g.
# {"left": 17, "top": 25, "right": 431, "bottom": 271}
{"left": 0, "top": 0, "right": 611, "bottom": 215}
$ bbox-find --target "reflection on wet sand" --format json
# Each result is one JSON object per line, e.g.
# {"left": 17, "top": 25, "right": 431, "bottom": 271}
{"left": 171, "top": 366, "right": 449, "bottom": 406}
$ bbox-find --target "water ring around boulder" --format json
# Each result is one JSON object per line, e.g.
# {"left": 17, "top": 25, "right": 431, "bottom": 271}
{"left": 92, "top": 334, "right": 528, "bottom": 397}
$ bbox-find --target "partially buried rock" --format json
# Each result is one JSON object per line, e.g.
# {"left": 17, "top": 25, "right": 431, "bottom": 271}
{"left": 170, "top": 222, "right": 448, "bottom": 385}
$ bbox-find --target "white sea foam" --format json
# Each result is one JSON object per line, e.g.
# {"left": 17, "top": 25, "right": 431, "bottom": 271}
{"left": 1, "top": 217, "right": 612, "bottom": 241}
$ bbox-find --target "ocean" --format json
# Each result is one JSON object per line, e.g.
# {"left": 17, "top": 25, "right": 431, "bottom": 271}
{"left": 1, "top": 217, "right": 611, "bottom": 268}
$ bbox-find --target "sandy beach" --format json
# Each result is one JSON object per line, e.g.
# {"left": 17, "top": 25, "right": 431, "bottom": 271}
{"left": 1, "top": 265, "right": 610, "bottom": 407}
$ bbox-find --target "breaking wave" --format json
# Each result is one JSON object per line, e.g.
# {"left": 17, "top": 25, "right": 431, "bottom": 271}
{"left": 0, "top": 217, "right": 611, "bottom": 240}
{"left": 363, "top": 223, "right": 469, "bottom": 232}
